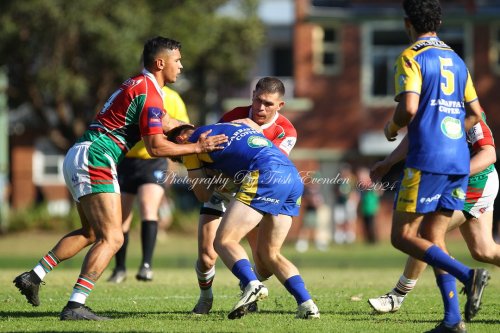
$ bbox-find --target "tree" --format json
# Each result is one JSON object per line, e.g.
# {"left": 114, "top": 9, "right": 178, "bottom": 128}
{"left": 0, "top": 0, "right": 264, "bottom": 149}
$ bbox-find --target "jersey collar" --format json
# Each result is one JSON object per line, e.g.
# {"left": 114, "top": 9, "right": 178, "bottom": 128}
{"left": 417, "top": 36, "right": 440, "bottom": 41}
{"left": 141, "top": 69, "right": 165, "bottom": 99}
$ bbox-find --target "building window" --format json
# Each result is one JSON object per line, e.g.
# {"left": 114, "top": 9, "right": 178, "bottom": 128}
{"left": 313, "top": 25, "right": 342, "bottom": 75}
{"left": 361, "top": 21, "right": 471, "bottom": 106}
{"left": 32, "top": 138, "right": 65, "bottom": 186}
{"left": 272, "top": 45, "right": 293, "bottom": 77}
{"left": 491, "top": 24, "right": 500, "bottom": 75}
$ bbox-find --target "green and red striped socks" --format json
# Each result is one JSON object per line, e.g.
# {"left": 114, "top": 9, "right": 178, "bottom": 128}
{"left": 33, "top": 250, "right": 61, "bottom": 280}
{"left": 69, "top": 275, "right": 96, "bottom": 304}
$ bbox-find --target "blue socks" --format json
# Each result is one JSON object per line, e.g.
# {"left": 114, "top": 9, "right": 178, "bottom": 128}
{"left": 436, "top": 274, "right": 461, "bottom": 326}
{"left": 284, "top": 275, "right": 311, "bottom": 305}
{"left": 424, "top": 245, "right": 473, "bottom": 284}
{"left": 231, "top": 259, "right": 258, "bottom": 288}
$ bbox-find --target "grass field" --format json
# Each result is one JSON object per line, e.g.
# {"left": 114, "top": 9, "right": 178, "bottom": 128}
{"left": 0, "top": 231, "right": 498, "bottom": 332}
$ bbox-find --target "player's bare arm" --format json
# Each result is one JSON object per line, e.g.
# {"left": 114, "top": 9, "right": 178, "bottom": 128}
{"left": 370, "top": 136, "right": 409, "bottom": 182}
{"left": 162, "top": 112, "right": 185, "bottom": 132}
{"left": 470, "top": 144, "right": 496, "bottom": 176}
{"left": 464, "top": 100, "right": 482, "bottom": 131}
{"left": 230, "top": 118, "right": 263, "bottom": 133}
{"left": 385, "top": 93, "right": 419, "bottom": 141}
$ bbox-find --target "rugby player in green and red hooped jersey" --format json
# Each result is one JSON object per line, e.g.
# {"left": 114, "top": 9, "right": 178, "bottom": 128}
{"left": 369, "top": 111, "right": 500, "bottom": 324}
{"left": 12, "top": 36, "right": 227, "bottom": 321}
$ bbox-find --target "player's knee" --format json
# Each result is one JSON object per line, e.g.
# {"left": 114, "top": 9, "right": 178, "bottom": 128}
{"left": 107, "top": 233, "right": 124, "bottom": 252}
{"left": 256, "top": 247, "right": 279, "bottom": 265}
{"left": 80, "top": 227, "right": 97, "bottom": 244}
{"left": 213, "top": 236, "right": 225, "bottom": 255}
{"left": 390, "top": 232, "right": 405, "bottom": 250}
{"left": 469, "top": 246, "right": 493, "bottom": 262}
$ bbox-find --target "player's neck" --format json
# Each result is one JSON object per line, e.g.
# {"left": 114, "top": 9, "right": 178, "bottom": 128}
{"left": 414, "top": 32, "right": 438, "bottom": 42}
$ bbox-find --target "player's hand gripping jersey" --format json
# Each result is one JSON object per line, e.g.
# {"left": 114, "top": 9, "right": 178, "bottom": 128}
{"left": 220, "top": 106, "right": 297, "bottom": 156}
{"left": 78, "top": 69, "right": 166, "bottom": 164}
{"left": 394, "top": 37, "right": 479, "bottom": 175}
{"left": 182, "top": 123, "right": 302, "bottom": 216}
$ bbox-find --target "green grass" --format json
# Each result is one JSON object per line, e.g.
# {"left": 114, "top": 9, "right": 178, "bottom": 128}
{"left": 0, "top": 231, "right": 498, "bottom": 332}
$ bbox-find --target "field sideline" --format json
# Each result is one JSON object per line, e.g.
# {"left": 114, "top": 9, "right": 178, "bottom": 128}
{"left": 0, "top": 231, "right": 498, "bottom": 332}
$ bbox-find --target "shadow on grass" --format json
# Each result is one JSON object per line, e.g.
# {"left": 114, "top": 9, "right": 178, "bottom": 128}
{"left": 0, "top": 310, "right": 60, "bottom": 318}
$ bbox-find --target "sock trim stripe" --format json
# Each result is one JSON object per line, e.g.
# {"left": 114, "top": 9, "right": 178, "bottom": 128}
{"left": 73, "top": 286, "right": 91, "bottom": 296}
{"left": 198, "top": 280, "right": 214, "bottom": 289}
{"left": 75, "top": 276, "right": 95, "bottom": 291}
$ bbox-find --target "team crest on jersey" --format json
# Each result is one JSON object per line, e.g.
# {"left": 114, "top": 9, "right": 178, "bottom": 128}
{"left": 247, "top": 136, "right": 272, "bottom": 148}
{"left": 441, "top": 116, "right": 463, "bottom": 139}
{"left": 123, "top": 78, "right": 143, "bottom": 88}
{"left": 148, "top": 107, "right": 163, "bottom": 128}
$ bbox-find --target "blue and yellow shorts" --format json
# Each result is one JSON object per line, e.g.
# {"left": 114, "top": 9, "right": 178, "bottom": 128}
{"left": 394, "top": 167, "right": 468, "bottom": 213}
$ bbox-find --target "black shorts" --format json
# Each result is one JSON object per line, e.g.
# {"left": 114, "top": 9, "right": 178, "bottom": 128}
{"left": 118, "top": 157, "right": 168, "bottom": 194}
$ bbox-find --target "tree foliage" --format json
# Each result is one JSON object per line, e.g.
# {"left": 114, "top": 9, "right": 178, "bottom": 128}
{"left": 0, "top": 0, "right": 264, "bottom": 149}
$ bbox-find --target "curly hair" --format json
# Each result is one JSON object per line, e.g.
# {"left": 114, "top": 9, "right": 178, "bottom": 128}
{"left": 403, "top": 0, "right": 442, "bottom": 34}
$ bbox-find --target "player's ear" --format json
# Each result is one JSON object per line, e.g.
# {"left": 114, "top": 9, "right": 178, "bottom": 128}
{"left": 155, "top": 57, "right": 165, "bottom": 70}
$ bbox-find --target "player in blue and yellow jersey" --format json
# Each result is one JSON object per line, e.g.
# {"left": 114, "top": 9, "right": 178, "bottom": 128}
{"left": 382, "top": 1, "right": 488, "bottom": 332}
{"left": 191, "top": 77, "right": 297, "bottom": 315}
{"left": 108, "top": 85, "right": 190, "bottom": 284}
{"left": 167, "top": 122, "right": 320, "bottom": 320}
{"left": 370, "top": 111, "right": 500, "bottom": 323}
{"left": 12, "top": 37, "right": 227, "bottom": 321}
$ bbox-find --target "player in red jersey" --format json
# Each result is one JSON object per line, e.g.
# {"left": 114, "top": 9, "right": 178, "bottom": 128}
{"left": 12, "top": 36, "right": 227, "bottom": 321}
{"left": 191, "top": 77, "right": 298, "bottom": 315}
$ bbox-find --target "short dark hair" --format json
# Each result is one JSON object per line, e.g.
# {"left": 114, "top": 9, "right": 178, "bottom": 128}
{"left": 142, "top": 36, "right": 181, "bottom": 68}
{"left": 255, "top": 77, "right": 285, "bottom": 97}
{"left": 165, "top": 124, "right": 195, "bottom": 143}
{"left": 403, "top": 0, "right": 441, "bottom": 34}
{"left": 164, "top": 124, "right": 195, "bottom": 163}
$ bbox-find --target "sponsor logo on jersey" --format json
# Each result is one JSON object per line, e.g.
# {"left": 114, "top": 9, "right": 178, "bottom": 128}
{"left": 147, "top": 107, "right": 163, "bottom": 127}
{"left": 247, "top": 135, "right": 272, "bottom": 148}
{"left": 279, "top": 137, "right": 297, "bottom": 155}
{"left": 411, "top": 39, "right": 450, "bottom": 51}
{"left": 276, "top": 125, "right": 285, "bottom": 139}
{"left": 441, "top": 116, "right": 463, "bottom": 139}
{"left": 452, "top": 187, "right": 466, "bottom": 200}
{"left": 468, "top": 122, "right": 484, "bottom": 142}
{"left": 398, "top": 197, "right": 414, "bottom": 204}
{"left": 255, "top": 196, "right": 280, "bottom": 204}
{"left": 123, "top": 78, "right": 143, "bottom": 88}
{"left": 420, "top": 194, "right": 441, "bottom": 204}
